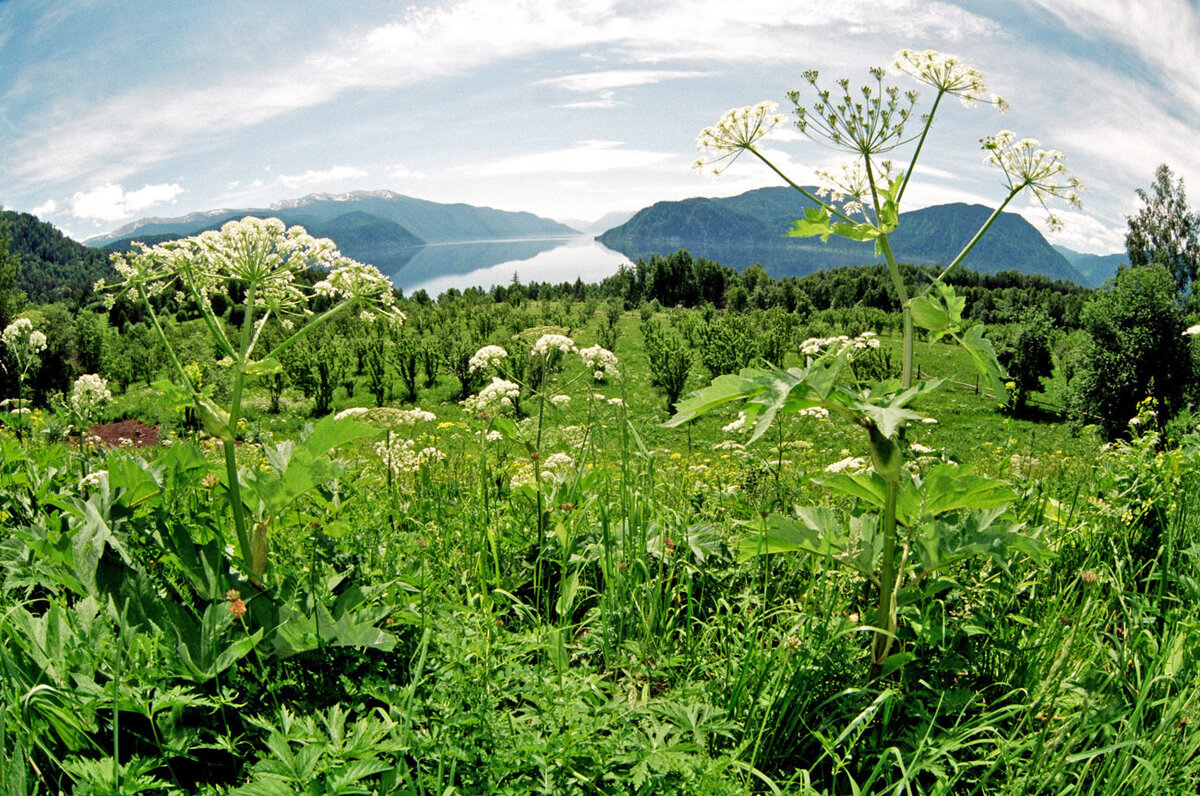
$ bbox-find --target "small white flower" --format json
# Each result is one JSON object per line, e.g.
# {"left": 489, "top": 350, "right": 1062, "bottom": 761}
{"left": 334, "top": 407, "right": 369, "bottom": 420}
{"left": 825, "top": 456, "right": 867, "bottom": 474}
{"left": 722, "top": 412, "right": 747, "bottom": 434}
{"left": 579, "top": 345, "right": 620, "bottom": 380}
{"left": 694, "top": 101, "right": 787, "bottom": 177}
{"left": 469, "top": 345, "right": 509, "bottom": 374}
{"left": 463, "top": 377, "right": 520, "bottom": 416}
{"left": 550, "top": 394, "right": 571, "bottom": 408}
{"left": 1183, "top": 324, "right": 1200, "bottom": 337}
{"left": 531, "top": 334, "right": 576, "bottom": 357}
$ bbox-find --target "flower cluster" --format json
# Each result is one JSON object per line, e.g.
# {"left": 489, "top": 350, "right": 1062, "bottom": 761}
{"left": 375, "top": 437, "right": 445, "bottom": 476}
{"left": 892, "top": 49, "right": 1007, "bottom": 110}
{"left": 722, "top": 412, "right": 747, "bottom": 434}
{"left": 313, "top": 260, "right": 400, "bottom": 312}
{"left": 550, "top": 394, "right": 571, "bottom": 408}
{"left": 531, "top": 334, "right": 576, "bottom": 357}
{"left": 579, "top": 344, "right": 620, "bottom": 380}
{"left": 799, "top": 331, "right": 881, "bottom": 357}
{"left": 70, "top": 373, "right": 112, "bottom": 416}
{"left": 469, "top": 345, "right": 509, "bottom": 374}
{"left": 463, "top": 377, "right": 520, "bottom": 416}
{"left": 2, "top": 318, "right": 47, "bottom": 357}
{"left": 981, "top": 131, "right": 1083, "bottom": 229}
{"left": 693, "top": 101, "right": 786, "bottom": 177}
{"left": 825, "top": 455, "right": 868, "bottom": 474}
{"left": 539, "top": 452, "right": 575, "bottom": 483}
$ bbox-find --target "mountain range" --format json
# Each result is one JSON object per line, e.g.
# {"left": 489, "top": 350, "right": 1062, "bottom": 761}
{"left": 598, "top": 186, "right": 1120, "bottom": 287}
{"left": 88, "top": 190, "right": 579, "bottom": 274}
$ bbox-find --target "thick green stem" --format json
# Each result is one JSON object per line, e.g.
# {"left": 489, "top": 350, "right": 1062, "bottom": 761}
{"left": 225, "top": 283, "right": 258, "bottom": 575}
{"left": 872, "top": 475, "right": 900, "bottom": 675}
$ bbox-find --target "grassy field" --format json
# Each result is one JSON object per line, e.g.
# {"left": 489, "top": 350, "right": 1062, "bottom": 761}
{"left": 3, "top": 308, "right": 1198, "bottom": 794}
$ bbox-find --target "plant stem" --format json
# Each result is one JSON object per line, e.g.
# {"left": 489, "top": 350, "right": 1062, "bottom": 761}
{"left": 872, "top": 474, "right": 900, "bottom": 677}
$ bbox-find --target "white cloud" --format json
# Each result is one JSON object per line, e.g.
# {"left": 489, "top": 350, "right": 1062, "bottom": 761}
{"left": 69, "top": 182, "right": 183, "bottom": 221}
{"left": 386, "top": 163, "right": 425, "bottom": 180}
{"left": 278, "top": 166, "right": 368, "bottom": 190}
{"left": 472, "top": 140, "right": 674, "bottom": 177}
{"left": 537, "top": 69, "right": 709, "bottom": 92}
{"left": 556, "top": 91, "right": 619, "bottom": 109}
{"left": 31, "top": 199, "right": 57, "bottom": 216}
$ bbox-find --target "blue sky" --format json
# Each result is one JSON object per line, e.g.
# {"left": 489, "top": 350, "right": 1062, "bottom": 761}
{"left": 2, "top": 0, "right": 1197, "bottom": 255}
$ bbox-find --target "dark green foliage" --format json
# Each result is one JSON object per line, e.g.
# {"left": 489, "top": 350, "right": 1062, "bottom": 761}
{"left": 996, "top": 310, "right": 1054, "bottom": 412}
{"left": 640, "top": 319, "right": 691, "bottom": 411}
{"left": 698, "top": 313, "right": 759, "bottom": 377}
{"left": 0, "top": 220, "right": 25, "bottom": 330}
{"left": 1068, "top": 265, "right": 1195, "bottom": 436}
{"left": 1125, "top": 164, "right": 1200, "bottom": 296}
{"left": 0, "top": 210, "right": 114, "bottom": 304}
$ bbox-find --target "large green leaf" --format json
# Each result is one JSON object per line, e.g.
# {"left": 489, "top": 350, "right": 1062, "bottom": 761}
{"left": 788, "top": 205, "right": 834, "bottom": 241}
{"left": 918, "top": 464, "right": 1016, "bottom": 519}
{"left": 910, "top": 506, "right": 1047, "bottom": 577}
{"left": 735, "top": 508, "right": 848, "bottom": 561}
{"left": 957, "top": 324, "right": 1010, "bottom": 402}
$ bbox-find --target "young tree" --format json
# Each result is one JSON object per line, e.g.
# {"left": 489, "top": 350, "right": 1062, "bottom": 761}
{"left": 1126, "top": 164, "right": 1200, "bottom": 296}
{"left": 997, "top": 310, "right": 1054, "bottom": 413}
{"left": 1069, "top": 264, "right": 1193, "bottom": 437}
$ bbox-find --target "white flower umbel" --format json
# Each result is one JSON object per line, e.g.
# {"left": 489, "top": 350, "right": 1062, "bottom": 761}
{"left": 579, "top": 344, "right": 620, "bottom": 380}
{"left": 469, "top": 345, "right": 509, "bottom": 374}
{"left": 892, "top": 49, "right": 1007, "bottom": 110}
{"left": 70, "top": 373, "right": 112, "bottom": 416}
{"left": 694, "top": 101, "right": 787, "bottom": 177}
{"left": 531, "top": 334, "right": 576, "bottom": 356}
{"left": 981, "top": 130, "right": 1083, "bottom": 229}
{"left": 463, "top": 377, "right": 520, "bottom": 416}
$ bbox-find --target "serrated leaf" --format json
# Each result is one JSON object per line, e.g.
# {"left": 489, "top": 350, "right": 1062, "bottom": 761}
{"left": 736, "top": 508, "right": 848, "bottom": 561}
{"left": 918, "top": 464, "right": 1016, "bottom": 519}
{"left": 831, "top": 221, "right": 882, "bottom": 241}
{"left": 957, "top": 324, "right": 1010, "bottom": 401}
{"left": 788, "top": 206, "right": 834, "bottom": 241}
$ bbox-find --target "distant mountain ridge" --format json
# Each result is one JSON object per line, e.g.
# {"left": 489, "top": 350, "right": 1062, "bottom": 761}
{"left": 598, "top": 187, "right": 1091, "bottom": 285}
{"left": 1053, "top": 246, "right": 1127, "bottom": 289}
{"left": 88, "top": 190, "right": 579, "bottom": 274}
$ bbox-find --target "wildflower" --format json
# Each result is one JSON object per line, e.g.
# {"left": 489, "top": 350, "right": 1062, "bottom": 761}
{"left": 469, "top": 345, "right": 508, "bottom": 374}
{"left": 70, "top": 373, "right": 112, "bottom": 416}
{"left": 485, "top": 430, "right": 503, "bottom": 442}
{"left": 531, "top": 334, "right": 576, "bottom": 356}
{"left": 713, "top": 440, "right": 746, "bottom": 452}
{"left": 462, "top": 377, "right": 520, "bottom": 416}
{"left": 825, "top": 456, "right": 867, "bottom": 474}
{"left": 550, "top": 394, "right": 571, "bottom": 408}
{"left": 376, "top": 437, "right": 444, "bottom": 475}
{"left": 334, "top": 407, "right": 369, "bottom": 420}
{"left": 1080, "top": 570, "right": 1099, "bottom": 585}
{"left": 606, "top": 397, "right": 625, "bottom": 407}
{"left": 797, "top": 406, "right": 830, "bottom": 420}
{"left": 79, "top": 470, "right": 107, "bottom": 491}
{"left": 694, "top": 101, "right": 787, "bottom": 177}
{"left": 1184, "top": 324, "right": 1200, "bottom": 336}
{"left": 540, "top": 451, "right": 575, "bottom": 482}
{"left": 1, "top": 318, "right": 47, "bottom": 354}
{"left": 394, "top": 407, "right": 437, "bottom": 425}
{"left": 981, "top": 130, "right": 1083, "bottom": 229}
{"left": 910, "top": 442, "right": 936, "bottom": 455}
{"left": 579, "top": 345, "right": 620, "bottom": 380}
{"left": 229, "top": 597, "right": 247, "bottom": 618}
{"left": 722, "top": 412, "right": 747, "bottom": 434}
{"left": 892, "top": 49, "right": 1007, "bottom": 110}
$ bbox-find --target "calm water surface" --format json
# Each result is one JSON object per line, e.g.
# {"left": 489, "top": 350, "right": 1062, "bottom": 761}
{"left": 381, "top": 235, "right": 634, "bottom": 296}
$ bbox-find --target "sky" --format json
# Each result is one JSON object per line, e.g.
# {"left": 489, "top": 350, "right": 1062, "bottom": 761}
{"left": 1, "top": 0, "right": 1198, "bottom": 255}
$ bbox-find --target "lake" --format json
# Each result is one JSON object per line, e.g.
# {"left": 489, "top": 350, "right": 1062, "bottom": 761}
{"left": 378, "top": 235, "right": 635, "bottom": 296}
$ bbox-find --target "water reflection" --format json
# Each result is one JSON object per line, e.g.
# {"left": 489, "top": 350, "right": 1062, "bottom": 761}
{"left": 383, "top": 235, "right": 634, "bottom": 295}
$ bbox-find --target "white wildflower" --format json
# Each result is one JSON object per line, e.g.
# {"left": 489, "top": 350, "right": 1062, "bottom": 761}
{"left": 531, "top": 334, "right": 576, "bottom": 356}
{"left": 892, "top": 49, "right": 1006, "bottom": 110}
{"left": 722, "top": 412, "right": 747, "bottom": 434}
{"left": 606, "top": 397, "right": 625, "bottom": 407}
{"left": 825, "top": 456, "right": 867, "bottom": 474}
{"left": 70, "top": 374, "right": 111, "bottom": 416}
{"left": 469, "top": 345, "right": 508, "bottom": 374}
{"left": 463, "top": 377, "right": 520, "bottom": 416}
{"left": 579, "top": 344, "right": 620, "bottom": 380}
{"left": 549, "top": 394, "right": 571, "bottom": 408}
{"left": 334, "top": 407, "right": 370, "bottom": 420}
{"left": 797, "top": 406, "right": 830, "bottom": 420}
{"left": 694, "top": 101, "right": 786, "bottom": 177}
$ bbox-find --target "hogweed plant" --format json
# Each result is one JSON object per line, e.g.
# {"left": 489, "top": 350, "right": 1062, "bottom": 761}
{"left": 1, "top": 317, "right": 47, "bottom": 442}
{"left": 680, "top": 49, "right": 1078, "bottom": 675}
{"left": 102, "top": 217, "right": 400, "bottom": 578}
